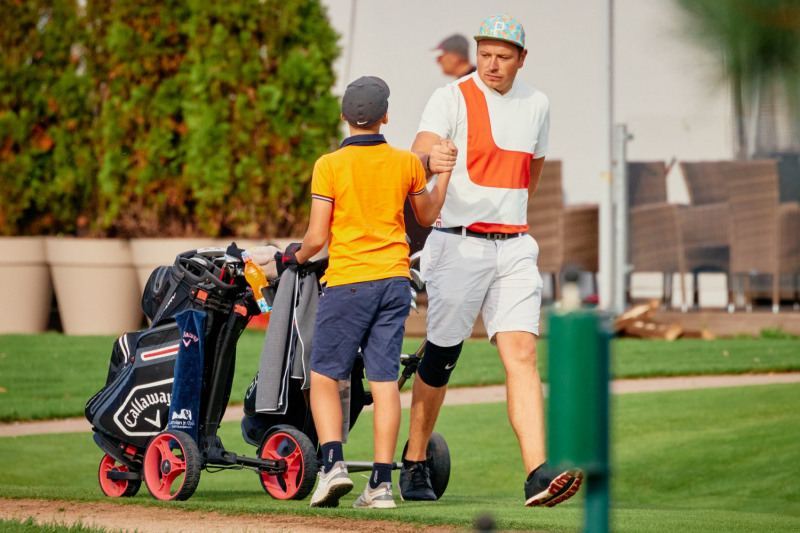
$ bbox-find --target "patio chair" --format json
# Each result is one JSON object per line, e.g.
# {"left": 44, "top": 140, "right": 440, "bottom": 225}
{"left": 629, "top": 202, "right": 688, "bottom": 307}
{"left": 721, "top": 160, "right": 800, "bottom": 311}
{"left": 626, "top": 162, "right": 691, "bottom": 308}
{"left": 678, "top": 162, "right": 733, "bottom": 307}
{"left": 528, "top": 160, "right": 564, "bottom": 283}
{"left": 680, "top": 161, "right": 728, "bottom": 205}
{"left": 628, "top": 161, "right": 668, "bottom": 206}
{"left": 527, "top": 160, "right": 599, "bottom": 299}
{"left": 563, "top": 204, "right": 599, "bottom": 277}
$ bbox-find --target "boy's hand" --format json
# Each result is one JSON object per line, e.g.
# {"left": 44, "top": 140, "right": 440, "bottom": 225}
{"left": 274, "top": 242, "right": 303, "bottom": 275}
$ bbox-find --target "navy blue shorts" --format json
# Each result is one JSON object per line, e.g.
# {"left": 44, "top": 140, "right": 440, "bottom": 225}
{"left": 311, "top": 277, "right": 411, "bottom": 382}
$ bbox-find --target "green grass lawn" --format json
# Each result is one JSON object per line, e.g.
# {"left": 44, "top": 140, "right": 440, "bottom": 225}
{"left": 1, "top": 384, "right": 799, "bottom": 532}
{"left": 1, "top": 331, "right": 799, "bottom": 422}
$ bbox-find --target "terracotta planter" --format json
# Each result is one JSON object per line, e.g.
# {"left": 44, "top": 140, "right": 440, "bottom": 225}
{"left": 129, "top": 238, "right": 219, "bottom": 294}
{"left": 0, "top": 237, "right": 52, "bottom": 333}
{"left": 46, "top": 238, "right": 142, "bottom": 336}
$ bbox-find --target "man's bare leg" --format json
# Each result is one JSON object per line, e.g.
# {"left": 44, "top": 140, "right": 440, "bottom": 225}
{"left": 405, "top": 375, "right": 448, "bottom": 461}
{"left": 495, "top": 330, "right": 545, "bottom": 473}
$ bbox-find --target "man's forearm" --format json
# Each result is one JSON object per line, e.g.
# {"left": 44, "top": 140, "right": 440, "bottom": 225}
{"left": 529, "top": 157, "right": 546, "bottom": 197}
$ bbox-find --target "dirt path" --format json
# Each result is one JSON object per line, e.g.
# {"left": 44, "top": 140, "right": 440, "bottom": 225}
{"left": 2, "top": 373, "right": 799, "bottom": 438}
{"left": 0, "top": 499, "right": 454, "bottom": 533}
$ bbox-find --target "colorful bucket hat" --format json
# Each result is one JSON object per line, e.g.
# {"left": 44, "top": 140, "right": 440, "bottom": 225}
{"left": 474, "top": 13, "right": 525, "bottom": 49}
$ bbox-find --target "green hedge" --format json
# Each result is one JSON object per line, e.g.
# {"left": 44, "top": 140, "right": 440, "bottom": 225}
{"left": 0, "top": 0, "right": 341, "bottom": 237}
{"left": 0, "top": 0, "right": 96, "bottom": 236}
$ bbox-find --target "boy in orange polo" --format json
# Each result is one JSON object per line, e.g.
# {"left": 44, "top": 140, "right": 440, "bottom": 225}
{"left": 279, "top": 76, "right": 454, "bottom": 509}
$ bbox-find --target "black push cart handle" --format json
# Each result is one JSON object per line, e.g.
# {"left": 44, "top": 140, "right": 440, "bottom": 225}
{"left": 398, "top": 336, "right": 426, "bottom": 390}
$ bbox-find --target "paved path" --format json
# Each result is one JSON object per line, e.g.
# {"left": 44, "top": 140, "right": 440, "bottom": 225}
{"left": 2, "top": 373, "right": 799, "bottom": 438}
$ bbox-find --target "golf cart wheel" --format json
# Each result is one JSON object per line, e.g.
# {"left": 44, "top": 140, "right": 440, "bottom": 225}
{"left": 143, "top": 430, "right": 201, "bottom": 501}
{"left": 258, "top": 427, "right": 318, "bottom": 500}
{"left": 402, "top": 431, "right": 451, "bottom": 499}
{"left": 98, "top": 454, "right": 141, "bottom": 498}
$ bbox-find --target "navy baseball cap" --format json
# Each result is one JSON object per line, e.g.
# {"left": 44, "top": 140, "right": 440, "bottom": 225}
{"left": 341, "top": 76, "right": 390, "bottom": 127}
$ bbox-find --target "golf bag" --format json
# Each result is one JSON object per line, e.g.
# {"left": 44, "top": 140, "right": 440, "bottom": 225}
{"left": 86, "top": 247, "right": 250, "bottom": 452}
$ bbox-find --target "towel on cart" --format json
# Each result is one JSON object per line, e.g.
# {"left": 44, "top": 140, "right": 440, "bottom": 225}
{"left": 254, "top": 268, "right": 318, "bottom": 415}
{"left": 168, "top": 309, "right": 206, "bottom": 444}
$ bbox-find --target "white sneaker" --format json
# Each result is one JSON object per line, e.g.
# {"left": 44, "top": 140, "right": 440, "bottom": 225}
{"left": 310, "top": 461, "right": 354, "bottom": 508}
{"left": 353, "top": 481, "right": 396, "bottom": 509}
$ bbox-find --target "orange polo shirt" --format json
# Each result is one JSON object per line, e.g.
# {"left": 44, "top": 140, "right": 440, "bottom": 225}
{"left": 311, "top": 135, "right": 427, "bottom": 287}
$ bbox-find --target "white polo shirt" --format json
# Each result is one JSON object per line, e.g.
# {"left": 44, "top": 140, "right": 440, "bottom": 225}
{"left": 417, "top": 72, "right": 550, "bottom": 233}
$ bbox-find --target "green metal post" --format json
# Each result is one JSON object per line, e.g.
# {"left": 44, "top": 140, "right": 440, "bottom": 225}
{"left": 548, "top": 309, "right": 611, "bottom": 533}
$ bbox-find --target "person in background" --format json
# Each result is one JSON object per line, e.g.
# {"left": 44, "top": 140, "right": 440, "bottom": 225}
{"left": 432, "top": 34, "right": 477, "bottom": 79}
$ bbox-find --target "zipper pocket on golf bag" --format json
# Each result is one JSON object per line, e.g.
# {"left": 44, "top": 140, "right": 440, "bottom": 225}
{"left": 85, "top": 320, "right": 183, "bottom": 447}
{"left": 86, "top": 363, "right": 134, "bottom": 418}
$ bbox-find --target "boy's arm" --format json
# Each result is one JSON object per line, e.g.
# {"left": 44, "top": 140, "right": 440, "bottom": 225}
{"left": 294, "top": 199, "right": 332, "bottom": 264}
{"left": 409, "top": 139, "right": 456, "bottom": 226}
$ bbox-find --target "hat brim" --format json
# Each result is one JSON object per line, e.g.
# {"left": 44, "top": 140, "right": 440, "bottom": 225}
{"left": 473, "top": 35, "right": 524, "bottom": 48}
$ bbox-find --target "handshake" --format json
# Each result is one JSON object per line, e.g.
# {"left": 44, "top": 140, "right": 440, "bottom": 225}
{"left": 226, "top": 242, "right": 304, "bottom": 279}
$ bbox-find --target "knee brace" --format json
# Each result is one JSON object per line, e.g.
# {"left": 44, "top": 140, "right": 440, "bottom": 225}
{"left": 417, "top": 340, "right": 464, "bottom": 388}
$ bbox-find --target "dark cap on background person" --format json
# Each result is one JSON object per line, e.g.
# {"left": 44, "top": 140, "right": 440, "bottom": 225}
{"left": 431, "top": 34, "right": 470, "bottom": 61}
{"left": 341, "top": 76, "right": 390, "bottom": 127}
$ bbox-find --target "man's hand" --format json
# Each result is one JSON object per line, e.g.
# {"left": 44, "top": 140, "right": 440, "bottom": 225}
{"left": 274, "top": 242, "right": 303, "bottom": 276}
{"left": 225, "top": 242, "right": 245, "bottom": 261}
{"left": 428, "top": 137, "right": 458, "bottom": 174}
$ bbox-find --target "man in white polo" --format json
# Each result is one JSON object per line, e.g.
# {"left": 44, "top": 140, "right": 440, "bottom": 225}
{"left": 399, "top": 14, "right": 583, "bottom": 507}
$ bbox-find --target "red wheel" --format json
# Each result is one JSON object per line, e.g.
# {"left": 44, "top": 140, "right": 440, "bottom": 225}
{"left": 98, "top": 454, "right": 141, "bottom": 498}
{"left": 258, "top": 427, "right": 318, "bottom": 500}
{"left": 143, "top": 430, "right": 201, "bottom": 501}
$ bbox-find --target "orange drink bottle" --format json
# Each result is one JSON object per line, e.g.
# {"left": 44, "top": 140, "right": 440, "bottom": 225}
{"left": 241, "top": 251, "right": 270, "bottom": 314}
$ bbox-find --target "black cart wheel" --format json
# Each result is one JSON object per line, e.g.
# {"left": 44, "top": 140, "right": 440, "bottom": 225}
{"left": 258, "top": 427, "right": 318, "bottom": 500}
{"left": 98, "top": 454, "right": 141, "bottom": 498}
{"left": 143, "top": 430, "right": 201, "bottom": 501}
{"left": 402, "top": 431, "right": 451, "bottom": 499}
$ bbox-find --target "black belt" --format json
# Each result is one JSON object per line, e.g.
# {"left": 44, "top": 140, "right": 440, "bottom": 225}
{"left": 433, "top": 226, "right": 524, "bottom": 240}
